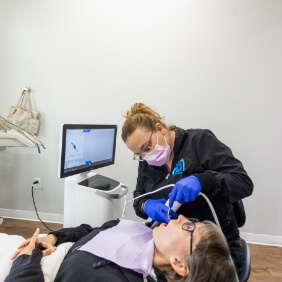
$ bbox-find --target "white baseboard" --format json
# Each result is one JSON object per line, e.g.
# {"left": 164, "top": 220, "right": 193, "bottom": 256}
{"left": 240, "top": 232, "right": 282, "bottom": 247}
{"left": 0, "top": 208, "right": 63, "bottom": 223}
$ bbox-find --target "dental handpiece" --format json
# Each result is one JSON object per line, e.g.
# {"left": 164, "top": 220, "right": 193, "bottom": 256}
{"left": 167, "top": 199, "right": 182, "bottom": 213}
{"left": 151, "top": 199, "right": 182, "bottom": 228}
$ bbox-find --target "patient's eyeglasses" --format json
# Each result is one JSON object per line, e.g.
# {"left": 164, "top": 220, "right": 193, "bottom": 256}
{"left": 182, "top": 218, "right": 199, "bottom": 254}
{"left": 133, "top": 131, "right": 154, "bottom": 161}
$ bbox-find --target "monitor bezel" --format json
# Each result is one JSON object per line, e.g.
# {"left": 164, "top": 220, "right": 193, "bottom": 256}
{"left": 58, "top": 124, "right": 118, "bottom": 178}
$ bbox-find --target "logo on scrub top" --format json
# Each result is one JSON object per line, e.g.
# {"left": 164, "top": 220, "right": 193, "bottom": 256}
{"left": 172, "top": 158, "right": 185, "bottom": 176}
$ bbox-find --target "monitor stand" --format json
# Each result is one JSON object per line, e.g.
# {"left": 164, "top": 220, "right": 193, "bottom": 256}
{"left": 63, "top": 172, "right": 128, "bottom": 228}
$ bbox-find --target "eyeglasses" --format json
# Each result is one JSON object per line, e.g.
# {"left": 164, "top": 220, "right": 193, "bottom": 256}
{"left": 182, "top": 218, "right": 199, "bottom": 254}
{"left": 133, "top": 131, "right": 154, "bottom": 161}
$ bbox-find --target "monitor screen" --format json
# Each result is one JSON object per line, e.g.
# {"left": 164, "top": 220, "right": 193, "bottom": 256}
{"left": 58, "top": 124, "right": 118, "bottom": 178}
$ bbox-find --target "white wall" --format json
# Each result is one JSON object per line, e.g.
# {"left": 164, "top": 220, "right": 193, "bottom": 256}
{"left": 0, "top": 0, "right": 281, "bottom": 244}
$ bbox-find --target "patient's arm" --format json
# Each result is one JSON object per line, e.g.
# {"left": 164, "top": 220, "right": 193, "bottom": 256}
{"left": 49, "top": 223, "right": 95, "bottom": 245}
{"left": 5, "top": 229, "right": 56, "bottom": 282}
{"left": 5, "top": 249, "right": 45, "bottom": 282}
{"left": 11, "top": 228, "right": 56, "bottom": 260}
{"left": 11, "top": 223, "right": 89, "bottom": 259}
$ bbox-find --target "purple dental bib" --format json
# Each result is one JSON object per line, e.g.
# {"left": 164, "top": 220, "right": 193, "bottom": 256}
{"left": 78, "top": 219, "right": 154, "bottom": 277}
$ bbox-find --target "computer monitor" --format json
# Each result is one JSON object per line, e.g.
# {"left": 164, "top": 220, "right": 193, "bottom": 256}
{"left": 58, "top": 124, "right": 118, "bottom": 179}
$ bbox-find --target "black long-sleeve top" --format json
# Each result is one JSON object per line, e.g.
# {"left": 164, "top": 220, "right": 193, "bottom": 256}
{"left": 133, "top": 128, "right": 253, "bottom": 242}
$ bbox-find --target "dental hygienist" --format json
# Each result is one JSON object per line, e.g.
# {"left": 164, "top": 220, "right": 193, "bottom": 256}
{"left": 121, "top": 102, "right": 253, "bottom": 280}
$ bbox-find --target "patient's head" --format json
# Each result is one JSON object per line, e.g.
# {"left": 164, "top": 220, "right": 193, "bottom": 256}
{"left": 152, "top": 215, "right": 237, "bottom": 282}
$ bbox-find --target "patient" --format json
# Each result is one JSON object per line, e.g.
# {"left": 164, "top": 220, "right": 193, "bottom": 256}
{"left": 5, "top": 215, "right": 237, "bottom": 282}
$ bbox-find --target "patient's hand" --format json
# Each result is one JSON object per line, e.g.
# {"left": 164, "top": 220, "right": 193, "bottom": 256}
{"left": 11, "top": 228, "right": 57, "bottom": 260}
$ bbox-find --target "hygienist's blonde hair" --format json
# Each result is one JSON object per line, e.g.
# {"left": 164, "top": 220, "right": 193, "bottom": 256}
{"left": 121, "top": 102, "right": 176, "bottom": 142}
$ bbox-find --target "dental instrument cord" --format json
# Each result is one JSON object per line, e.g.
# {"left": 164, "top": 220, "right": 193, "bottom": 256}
{"left": 198, "top": 192, "right": 221, "bottom": 229}
{"left": 200, "top": 192, "right": 235, "bottom": 278}
{"left": 31, "top": 181, "right": 54, "bottom": 232}
{"left": 120, "top": 184, "right": 175, "bottom": 219}
{"left": 121, "top": 185, "right": 222, "bottom": 230}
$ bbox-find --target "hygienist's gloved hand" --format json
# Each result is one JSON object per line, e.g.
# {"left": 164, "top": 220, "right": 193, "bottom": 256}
{"left": 169, "top": 175, "right": 202, "bottom": 208}
{"left": 144, "top": 198, "right": 178, "bottom": 224}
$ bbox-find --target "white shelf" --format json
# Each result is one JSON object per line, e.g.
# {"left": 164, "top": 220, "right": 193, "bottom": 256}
{"left": 0, "top": 130, "right": 36, "bottom": 148}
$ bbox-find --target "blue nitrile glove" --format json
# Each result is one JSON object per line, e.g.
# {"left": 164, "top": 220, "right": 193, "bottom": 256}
{"left": 169, "top": 175, "right": 202, "bottom": 208}
{"left": 144, "top": 198, "right": 178, "bottom": 224}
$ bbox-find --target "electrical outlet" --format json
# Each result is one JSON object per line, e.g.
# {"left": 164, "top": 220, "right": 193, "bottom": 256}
{"left": 33, "top": 178, "right": 41, "bottom": 189}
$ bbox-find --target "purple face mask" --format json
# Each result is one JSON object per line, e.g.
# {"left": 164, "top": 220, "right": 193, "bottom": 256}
{"left": 143, "top": 133, "right": 171, "bottom": 166}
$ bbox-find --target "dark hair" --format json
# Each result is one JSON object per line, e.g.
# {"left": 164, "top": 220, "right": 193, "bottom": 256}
{"left": 162, "top": 221, "right": 237, "bottom": 282}
{"left": 121, "top": 103, "right": 176, "bottom": 142}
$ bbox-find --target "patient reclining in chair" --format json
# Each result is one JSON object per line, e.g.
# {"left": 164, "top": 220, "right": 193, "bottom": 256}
{"left": 5, "top": 215, "right": 237, "bottom": 282}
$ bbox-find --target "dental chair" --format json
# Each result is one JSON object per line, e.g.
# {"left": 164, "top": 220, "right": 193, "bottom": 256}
{"left": 232, "top": 200, "right": 251, "bottom": 282}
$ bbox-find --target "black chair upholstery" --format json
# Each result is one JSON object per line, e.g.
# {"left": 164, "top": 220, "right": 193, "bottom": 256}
{"left": 232, "top": 200, "right": 251, "bottom": 282}
{"left": 239, "top": 237, "right": 251, "bottom": 282}
{"left": 233, "top": 200, "right": 246, "bottom": 228}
